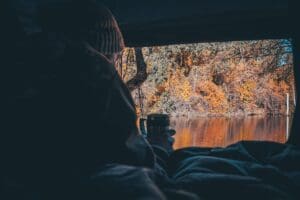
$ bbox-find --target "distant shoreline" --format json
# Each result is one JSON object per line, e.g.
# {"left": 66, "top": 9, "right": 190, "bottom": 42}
{"left": 169, "top": 112, "right": 293, "bottom": 119}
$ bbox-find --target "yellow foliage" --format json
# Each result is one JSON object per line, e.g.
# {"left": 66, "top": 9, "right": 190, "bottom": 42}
{"left": 197, "top": 81, "right": 229, "bottom": 113}
{"left": 169, "top": 69, "right": 192, "bottom": 101}
{"left": 236, "top": 80, "right": 256, "bottom": 102}
{"left": 180, "top": 79, "right": 192, "bottom": 101}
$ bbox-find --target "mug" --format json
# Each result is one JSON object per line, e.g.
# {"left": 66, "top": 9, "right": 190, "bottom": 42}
{"left": 139, "top": 113, "right": 175, "bottom": 137}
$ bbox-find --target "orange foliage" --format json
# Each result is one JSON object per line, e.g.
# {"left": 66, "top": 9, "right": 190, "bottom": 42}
{"left": 169, "top": 69, "right": 192, "bottom": 101}
{"left": 196, "top": 81, "right": 229, "bottom": 114}
{"left": 236, "top": 80, "right": 257, "bottom": 103}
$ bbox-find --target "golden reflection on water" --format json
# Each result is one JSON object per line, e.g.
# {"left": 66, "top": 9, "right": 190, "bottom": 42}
{"left": 172, "top": 116, "right": 289, "bottom": 149}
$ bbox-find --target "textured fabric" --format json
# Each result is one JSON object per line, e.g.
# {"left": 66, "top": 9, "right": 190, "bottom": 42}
{"left": 89, "top": 6, "right": 125, "bottom": 55}
{"left": 38, "top": 0, "right": 125, "bottom": 55}
{"left": 168, "top": 141, "right": 300, "bottom": 200}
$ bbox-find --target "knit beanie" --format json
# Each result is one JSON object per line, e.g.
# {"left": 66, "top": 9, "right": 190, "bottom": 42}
{"left": 38, "top": 0, "right": 125, "bottom": 54}
{"left": 85, "top": 4, "right": 125, "bottom": 55}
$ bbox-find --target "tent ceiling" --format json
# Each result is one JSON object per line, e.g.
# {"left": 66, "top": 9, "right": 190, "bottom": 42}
{"left": 106, "top": 0, "right": 291, "bottom": 46}
{"left": 10, "top": 0, "right": 291, "bottom": 46}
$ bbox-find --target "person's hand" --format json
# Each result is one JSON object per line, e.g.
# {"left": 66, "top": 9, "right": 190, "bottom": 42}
{"left": 147, "top": 128, "right": 176, "bottom": 153}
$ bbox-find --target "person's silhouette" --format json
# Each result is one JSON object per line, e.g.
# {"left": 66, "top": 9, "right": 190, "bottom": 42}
{"left": 2, "top": 1, "right": 182, "bottom": 199}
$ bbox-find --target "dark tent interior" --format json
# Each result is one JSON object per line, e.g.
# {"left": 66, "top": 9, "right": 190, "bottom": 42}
{"left": 1, "top": 0, "right": 300, "bottom": 199}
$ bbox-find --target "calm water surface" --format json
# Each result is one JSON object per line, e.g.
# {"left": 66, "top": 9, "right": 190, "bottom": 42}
{"left": 171, "top": 116, "right": 290, "bottom": 149}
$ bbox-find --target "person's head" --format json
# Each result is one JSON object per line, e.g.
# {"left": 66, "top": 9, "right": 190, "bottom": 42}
{"left": 35, "top": 0, "right": 154, "bottom": 168}
{"left": 38, "top": 0, "right": 125, "bottom": 62}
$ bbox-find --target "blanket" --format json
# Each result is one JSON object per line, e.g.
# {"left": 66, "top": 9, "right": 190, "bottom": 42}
{"left": 2, "top": 141, "right": 299, "bottom": 200}
{"left": 168, "top": 141, "right": 300, "bottom": 200}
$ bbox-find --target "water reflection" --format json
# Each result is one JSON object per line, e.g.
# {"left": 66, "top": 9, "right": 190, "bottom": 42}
{"left": 171, "top": 116, "right": 289, "bottom": 149}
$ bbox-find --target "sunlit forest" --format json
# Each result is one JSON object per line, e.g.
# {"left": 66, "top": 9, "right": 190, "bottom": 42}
{"left": 116, "top": 39, "right": 295, "bottom": 148}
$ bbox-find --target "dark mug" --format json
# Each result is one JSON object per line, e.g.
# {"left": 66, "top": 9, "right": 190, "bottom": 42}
{"left": 140, "top": 113, "right": 175, "bottom": 137}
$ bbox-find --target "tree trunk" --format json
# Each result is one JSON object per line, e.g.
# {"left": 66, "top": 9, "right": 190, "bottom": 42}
{"left": 126, "top": 47, "right": 148, "bottom": 91}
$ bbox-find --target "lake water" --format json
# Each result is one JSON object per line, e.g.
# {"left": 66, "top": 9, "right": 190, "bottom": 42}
{"left": 171, "top": 116, "right": 291, "bottom": 149}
